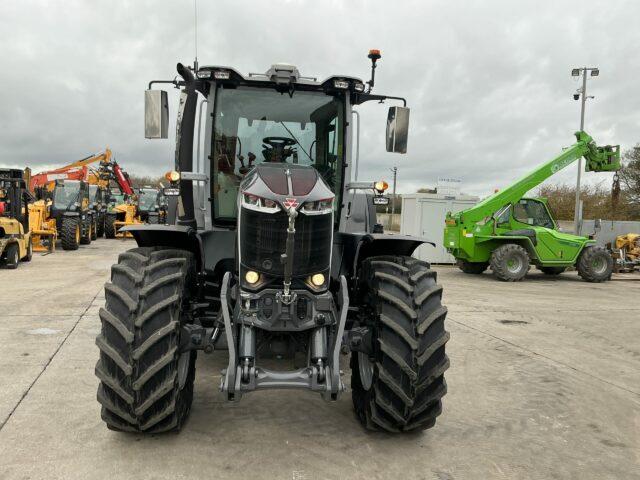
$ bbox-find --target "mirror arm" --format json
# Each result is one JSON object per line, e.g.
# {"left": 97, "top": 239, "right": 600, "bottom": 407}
{"left": 354, "top": 93, "right": 407, "bottom": 107}
{"left": 148, "top": 79, "right": 182, "bottom": 90}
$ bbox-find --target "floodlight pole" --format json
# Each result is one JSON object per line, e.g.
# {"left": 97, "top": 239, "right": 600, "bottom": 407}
{"left": 573, "top": 66, "right": 597, "bottom": 236}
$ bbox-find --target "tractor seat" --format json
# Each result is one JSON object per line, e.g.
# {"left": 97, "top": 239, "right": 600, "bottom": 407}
{"left": 503, "top": 229, "right": 537, "bottom": 246}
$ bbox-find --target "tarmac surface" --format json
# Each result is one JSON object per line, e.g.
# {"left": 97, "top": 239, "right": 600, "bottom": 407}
{"left": 0, "top": 238, "right": 639, "bottom": 479}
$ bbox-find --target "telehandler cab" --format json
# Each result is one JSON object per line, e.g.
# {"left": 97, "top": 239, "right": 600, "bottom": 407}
{"left": 444, "top": 131, "right": 620, "bottom": 282}
{"left": 0, "top": 169, "right": 33, "bottom": 269}
{"left": 95, "top": 52, "right": 450, "bottom": 434}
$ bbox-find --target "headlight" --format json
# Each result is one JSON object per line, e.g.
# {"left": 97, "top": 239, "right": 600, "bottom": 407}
{"left": 310, "top": 273, "right": 325, "bottom": 287}
{"left": 242, "top": 193, "right": 280, "bottom": 213}
{"left": 301, "top": 198, "right": 333, "bottom": 215}
{"left": 165, "top": 171, "right": 180, "bottom": 183}
{"left": 245, "top": 270, "right": 260, "bottom": 285}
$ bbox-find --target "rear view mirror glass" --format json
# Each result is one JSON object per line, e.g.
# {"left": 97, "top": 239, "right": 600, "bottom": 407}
{"left": 386, "top": 106, "right": 410, "bottom": 153}
{"left": 145, "top": 90, "right": 169, "bottom": 139}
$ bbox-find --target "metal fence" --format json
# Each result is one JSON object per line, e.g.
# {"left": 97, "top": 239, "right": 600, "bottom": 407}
{"left": 557, "top": 220, "right": 640, "bottom": 247}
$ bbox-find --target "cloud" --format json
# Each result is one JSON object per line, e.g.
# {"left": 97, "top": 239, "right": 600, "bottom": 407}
{"left": 1, "top": 0, "right": 638, "bottom": 198}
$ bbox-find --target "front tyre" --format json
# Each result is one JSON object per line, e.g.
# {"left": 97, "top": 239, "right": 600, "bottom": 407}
{"left": 5, "top": 243, "right": 20, "bottom": 269}
{"left": 490, "top": 243, "right": 530, "bottom": 281}
{"left": 91, "top": 218, "right": 98, "bottom": 241}
{"left": 61, "top": 217, "right": 80, "bottom": 250}
{"left": 95, "top": 247, "right": 196, "bottom": 433}
{"left": 80, "top": 219, "right": 92, "bottom": 245}
{"left": 577, "top": 246, "right": 613, "bottom": 282}
{"left": 351, "top": 256, "right": 449, "bottom": 433}
{"left": 104, "top": 214, "right": 117, "bottom": 239}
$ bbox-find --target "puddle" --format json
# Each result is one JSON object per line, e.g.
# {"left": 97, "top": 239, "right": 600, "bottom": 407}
{"left": 26, "top": 328, "right": 61, "bottom": 335}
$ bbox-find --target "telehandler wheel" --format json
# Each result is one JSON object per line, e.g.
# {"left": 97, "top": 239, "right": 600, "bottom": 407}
{"left": 537, "top": 266, "right": 566, "bottom": 275}
{"left": 95, "top": 247, "right": 197, "bottom": 433}
{"left": 104, "top": 214, "right": 117, "bottom": 239}
{"left": 91, "top": 218, "right": 98, "bottom": 241}
{"left": 80, "top": 219, "right": 92, "bottom": 245}
{"left": 96, "top": 213, "right": 105, "bottom": 238}
{"left": 577, "top": 246, "right": 613, "bottom": 283}
{"left": 61, "top": 217, "right": 80, "bottom": 251}
{"left": 490, "top": 243, "right": 530, "bottom": 282}
{"left": 457, "top": 259, "right": 488, "bottom": 274}
{"left": 24, "top": 238, "right": 33, "bottom": 262}
{"left": 5, "top": 243, "right": 20, "bottom": 269}
{"left": 351, "top": 256, "right": 449, "bottom": 433}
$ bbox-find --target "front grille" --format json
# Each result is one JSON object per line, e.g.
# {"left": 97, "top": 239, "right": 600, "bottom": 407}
{"left": 240, "top": 207, "right": 332, "bottom": 277}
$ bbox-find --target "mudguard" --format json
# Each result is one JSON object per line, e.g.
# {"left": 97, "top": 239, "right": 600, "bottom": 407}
{"left": 122, "top": 224, "right": 204, "bottom": 272}
{"left": 332, "top": 232, "right": 434, "bottom": 283}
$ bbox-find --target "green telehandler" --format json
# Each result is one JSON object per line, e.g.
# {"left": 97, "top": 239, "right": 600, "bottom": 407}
{"left": 444, "top": 131, "right": 620, "bottom": 282}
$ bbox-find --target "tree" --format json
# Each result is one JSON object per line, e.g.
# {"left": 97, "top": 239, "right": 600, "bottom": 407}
{"left": 618, "top": 144, "right": 640, "bottom": 206}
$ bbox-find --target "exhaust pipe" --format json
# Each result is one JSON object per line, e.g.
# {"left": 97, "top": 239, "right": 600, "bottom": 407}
{"left": 175, "top": 63, "right": 197, "bottom": 228}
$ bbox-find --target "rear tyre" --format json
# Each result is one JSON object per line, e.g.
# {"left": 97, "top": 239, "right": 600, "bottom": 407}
{"left": 61, "top": 217, "right": 80, "bottom": 251}
{"left": 457, "top": 259, "right": 488, "bottom": 274}
{"left": 80, "top": 219, "right": 92, "bottom": 245}
{"left": 351, "top": 256, "right": 449, "bottom": 433}
{"left": 537, "top": 266, "right": 566, "bottom": 275}
{"left": 24, "top": 238, "right": 33, "bottom": 262}
{"left": 5, "top": 243, "right": 19, "bottom": 269}
{"left": 104, "top": 214, "right": 117, "bottom": 239}
{"left": 577, "top": 246, "right": 613, "bottom": 283}
{"left": 490, "top": 243, "right": 530, "bottom": 281}
{"left": 96, "top": 213, "right": 105, "bottom": 238}
{"left": 95, "top": 247, "right": 197, "bottom": 433}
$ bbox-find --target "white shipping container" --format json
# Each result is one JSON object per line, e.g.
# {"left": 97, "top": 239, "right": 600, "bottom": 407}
{"left": 401, "top": 193, "right": 479, "bottom": 264}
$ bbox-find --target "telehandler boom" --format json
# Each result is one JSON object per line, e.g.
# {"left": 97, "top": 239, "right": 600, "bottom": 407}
{"left": 444, "top": 131, "right": 620, "bottom": 282}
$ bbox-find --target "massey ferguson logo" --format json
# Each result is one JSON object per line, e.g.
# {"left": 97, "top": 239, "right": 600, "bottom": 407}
{"left": 283, "top": 198, "right": 299, "bottom": 209}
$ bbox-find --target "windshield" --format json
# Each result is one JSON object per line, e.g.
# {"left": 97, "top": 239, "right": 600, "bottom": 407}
{"left": 514, "top": 199, "right": 555, "bottom": 229}
{"left": 89, "top": 185, "right": 98, "bottom": 202}
{"left": 211, "top": 87, "right": 345, "bottom": 220}
{"left": 138, "top": 190, "right": 157, "bottom": 210}
{"left": 53, "top": 182, "right": 81, "bottom": 208}
{"left": 110, "top": 194, "right": 125, "bottom": 204}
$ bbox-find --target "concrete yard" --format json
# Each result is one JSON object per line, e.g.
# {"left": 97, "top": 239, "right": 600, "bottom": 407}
{"left": 1, "top": 239, "right": 639, "bottom": 480}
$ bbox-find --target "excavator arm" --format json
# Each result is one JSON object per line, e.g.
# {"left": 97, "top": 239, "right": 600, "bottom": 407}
{"left": 458, "top": 131, "right": 619, "bottom": 224}
{"left": 29, "top": 149, "right": 113, "bottom": 192}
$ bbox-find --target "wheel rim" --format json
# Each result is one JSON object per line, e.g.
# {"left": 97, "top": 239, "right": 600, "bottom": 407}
{"left": 592, "top": 256, "right": 607, "bottom": 275}
{"left": 12, "top": 248, "right": 18, "bottom": 265}
{"left": 506, "top": 256, "right": 523, "bottom": 274}
{"left": 358, "top": 352, "right": 374, "bottom": 391}
{"left": 75, "top": 226, "right": 80, "bottom": 243}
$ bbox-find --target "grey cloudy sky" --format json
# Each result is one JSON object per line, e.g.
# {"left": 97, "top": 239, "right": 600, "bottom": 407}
{"left": 1, "top": 0, "right": 639, "bottom": 196}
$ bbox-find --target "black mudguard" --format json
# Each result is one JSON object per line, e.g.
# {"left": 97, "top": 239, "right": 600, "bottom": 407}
{"left": 332, "top": 232, "right": 434, "bottom": 285}
{"left": 122, "top": 224, "right": 204, "bottom": 272}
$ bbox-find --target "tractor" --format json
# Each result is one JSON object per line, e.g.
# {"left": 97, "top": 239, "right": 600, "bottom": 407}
{"left": 48, "top": 179, "right": 95, "bottom": 250}
{"left": 0, "top": 169, "right": 33, "bottom": 268}
{"left": 136, "top": 187, "right": 167, "bottom": 224}
{"left": 444, "top": 131, "right": 620, "bottom": 282}
{"left": 95, "top": 52, "right": 449, "bottom": 434}
{"left": 89, "top": 184, "right": 109, "bottom": 238}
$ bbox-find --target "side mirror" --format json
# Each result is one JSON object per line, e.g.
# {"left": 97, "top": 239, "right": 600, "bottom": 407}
{"left": 386, "top": 106, "right": 410, "bottom": 154}
{"left": 145, "top": 90, "right": 169, "bottom": 139}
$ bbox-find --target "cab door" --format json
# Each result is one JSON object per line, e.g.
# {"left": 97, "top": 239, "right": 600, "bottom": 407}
{"left": 512, "top": 199, "right": 563, "bottom": 262}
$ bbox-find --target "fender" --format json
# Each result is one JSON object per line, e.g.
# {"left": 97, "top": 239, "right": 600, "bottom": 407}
{"left": 122, "top": 224, "right": 204, "bottom": 272}
{"left": 332, "top": 232, "right": 435, "bottom": 283}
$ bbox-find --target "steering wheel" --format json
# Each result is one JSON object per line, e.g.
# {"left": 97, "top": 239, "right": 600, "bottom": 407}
{"left": 263, "top": 137, "right": 296, "bottom": 148}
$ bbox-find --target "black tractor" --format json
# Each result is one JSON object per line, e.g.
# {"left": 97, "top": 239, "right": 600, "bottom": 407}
{"left": 89, "top": 184, "right": 108, "bottom": 238}
{"left": 95, "top": 52, "right": 449, "bottom": 434}
{"left": 49, "top": 179, "right": 94, "bottom": 250}
{"left": 137, "top": 187, "right": 167, "bottom": 224}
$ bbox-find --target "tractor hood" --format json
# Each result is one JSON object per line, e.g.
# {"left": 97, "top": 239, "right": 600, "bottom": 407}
{"left": 239, "top": 163, "right": 334, "bottom": 212}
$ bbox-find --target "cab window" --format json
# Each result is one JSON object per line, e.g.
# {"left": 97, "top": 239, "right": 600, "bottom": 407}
{"left": 513, "top": 199, "right": 554, "bottom": 228}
